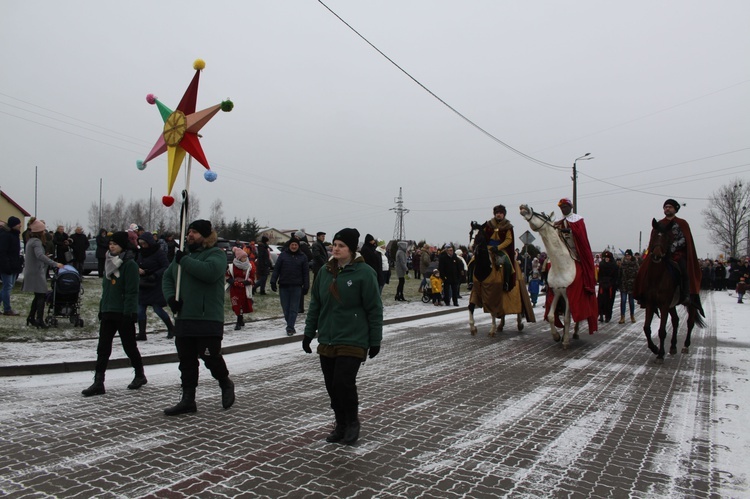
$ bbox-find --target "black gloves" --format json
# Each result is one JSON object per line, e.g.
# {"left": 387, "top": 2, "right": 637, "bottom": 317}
{"left": 168, "top": 297, "right": 183, "bottom": 314}
{"left": 226, "top": 276, "right": 235, "bottom": 285}
{"left": 368, "top": 345, "right": 380, "bottom": 359}
{"left": 174, "top": 249, "right": 185, "bottom": 264}
{"left": 243, "top": 280, "right": 252, "bottom": 286}
{"left": 302, "top": 286, "right": 309, "bottom": 295}
{"left": 302, "top": 335, "right": 312, "bottom": 354}
{"left": 270, "top": 282, "right": 277, "bottom": 292}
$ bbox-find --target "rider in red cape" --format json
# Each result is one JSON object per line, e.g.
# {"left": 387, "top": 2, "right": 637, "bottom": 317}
{"left": 545, "top": 198, "right": 598, "bottom": 333}
{"left": 635, "top": 199, "right": 703, "bottom": 312}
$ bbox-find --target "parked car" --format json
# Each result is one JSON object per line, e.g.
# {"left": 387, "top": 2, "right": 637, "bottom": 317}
{"left": 268, "top": 245, "right": 283, "bottom": 267}
{"left": 83, "top": 239, "right": 98, "bottom": 275}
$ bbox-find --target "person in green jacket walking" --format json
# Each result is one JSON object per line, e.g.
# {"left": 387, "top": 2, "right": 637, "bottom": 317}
{"left": 303, "top": 228, "right": 383, "bottom": 445}
{"left": 162, "top": 220, "right": 235, "bottom": 416}
{"left": 81, "top": 231, "right": 147, "bottom": 397}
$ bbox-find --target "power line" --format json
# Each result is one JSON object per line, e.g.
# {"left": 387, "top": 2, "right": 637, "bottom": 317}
{"left": 317, "top": 0, "right": 567, "bottom": 172}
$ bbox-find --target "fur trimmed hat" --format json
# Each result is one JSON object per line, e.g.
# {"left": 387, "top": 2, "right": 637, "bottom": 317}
{"left": 333, "top": 228, "right": 360, "bottom": 255}
{"left": 663, "top": 199, "right": 680, "bottom": 212}
{"left": 493, "top": 204, "right": 507, "bottom": 215}
{"left": 188, "top": 219, "right": 212, "bottom": 237}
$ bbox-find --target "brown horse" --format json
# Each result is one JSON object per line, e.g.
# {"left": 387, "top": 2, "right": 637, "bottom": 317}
{"left": 636, "top": 219, "right": 706, "bottom": 363}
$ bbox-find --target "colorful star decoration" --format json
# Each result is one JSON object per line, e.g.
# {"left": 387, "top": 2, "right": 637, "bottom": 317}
{"left": 137, "top": 59, "right": 233, "bottom": 206}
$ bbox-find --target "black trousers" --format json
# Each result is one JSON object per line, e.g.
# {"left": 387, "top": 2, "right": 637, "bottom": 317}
{"left": 95, "top": 318, "right": 143, "bottom": 374}
{"left": 175, "top": 336, "right": 229, "bottom": 390}
{"left": 319, "top": 355, "right": 362, "bottom": 423}
{"left": 28, "top": 292, "right": 46, "bottom": 323}
{"left": 396, "top": 277, "right": 405, "bottom": 297}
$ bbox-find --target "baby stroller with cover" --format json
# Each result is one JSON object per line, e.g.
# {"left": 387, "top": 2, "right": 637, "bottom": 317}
{"left": 421, "top": 279, "right": 432, "bottom": 303}
{"left": 46, "top": 265, "right": 84, "bottom": 327}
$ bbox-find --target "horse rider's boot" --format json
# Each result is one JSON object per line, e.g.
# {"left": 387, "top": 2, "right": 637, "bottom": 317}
{"left": 82, "top": 372, "right": 106, "bottom": 397}
{"left": 136, "top": 319, "right": 147, "bottom": 341}
{"left": 343, "top": 408, "right": 360, "bottom": 445}
{"left": 219, "top": 377, "right": 235, "bottom": 409}
{"left": 618, "top": 315, "right": 625, "bottom": 324}
{"left": 164, "top": 388, "right": 197, "bottom": 416}
{"left": 127, "top": 365, "right": 147, "bottom": 390}
{"left": 631, "top": 314, "right": 636, "bottom": 323}
{"left": 165, "top": 316, "right": 175, "bottom": 339}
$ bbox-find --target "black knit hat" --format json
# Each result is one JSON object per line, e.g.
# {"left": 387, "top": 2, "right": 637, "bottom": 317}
{"left": 109, "top": 231, "right": 130, "bottom": 250}
{"left": 663, "top": 199, "right": 680, "bottom": 212}
{"left": 7, "top": 216, "right": 21, "bottom": 229}
{"left": 625, "top": 249, "right": 633, "bottom": 256}
{"left": 333, "top": 228, "right": 360, "bottom": 254}
{"left": 188, "top": 219, "right": 212, "bottom": 237}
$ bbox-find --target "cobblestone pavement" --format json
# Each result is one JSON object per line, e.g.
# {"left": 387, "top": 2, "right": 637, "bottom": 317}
{"left": 0, "top": 292, "right": 744, "bottom": 498}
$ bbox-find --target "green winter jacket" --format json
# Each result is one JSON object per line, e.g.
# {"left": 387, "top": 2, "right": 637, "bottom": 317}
{"left": 100, "top": 254, "right": 139, "bottom": 315}
{"left": 304, "top": 255, "right": 383, "bottom": 351}
{"left": 162, "top": 240, "right": 226, "bottom": 324}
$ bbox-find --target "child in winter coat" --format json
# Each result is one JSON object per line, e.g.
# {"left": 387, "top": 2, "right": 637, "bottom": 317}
{"left": 736, "top": 275, "right": 748, "bottom": 304}
{"left": 528, "top": 271, "right": 542, "bottom": 307}
{"left": 226, "top": 247, "right": 255, "bottom": 330}
{"left": 429, "top": 269, "right": 443, "bottom": 306}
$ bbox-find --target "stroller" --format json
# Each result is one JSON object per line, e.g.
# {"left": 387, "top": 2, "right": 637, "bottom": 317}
{"left": 46, "top": 265, "right": 84, "bottom": 327}
{"left": 421, "top": 279, "right": 433, "bottom": 303}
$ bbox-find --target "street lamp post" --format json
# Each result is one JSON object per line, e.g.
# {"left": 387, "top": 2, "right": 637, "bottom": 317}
{"left": 572, "top": 153, "right": 594, "bottom": 214}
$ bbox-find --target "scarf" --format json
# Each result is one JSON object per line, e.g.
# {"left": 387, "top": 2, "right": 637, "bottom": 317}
{"left": 105, "top": 251, "right": 124, "bottom": 279}
{"left": 233, "top": 257, "right": 250, "bottom": 271}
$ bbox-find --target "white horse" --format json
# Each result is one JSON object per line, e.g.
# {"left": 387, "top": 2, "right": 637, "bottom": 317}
{"left": 519, "top": 204, "right": 579, "bottom": 348}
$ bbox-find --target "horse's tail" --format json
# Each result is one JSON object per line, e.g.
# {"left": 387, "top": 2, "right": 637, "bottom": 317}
{"left": 694, "top": 312, "right": 707, "bottom": 329}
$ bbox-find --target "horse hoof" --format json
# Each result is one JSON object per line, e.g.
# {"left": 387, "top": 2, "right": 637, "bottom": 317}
{"left": 517, "top": 323, "right": 524, "bottom": 332}
{"left": 681, "top": 347, "right": 689, "bottom": 354}
{"left": 470, "top": 327, "right": 477, "bottom": 336}
{"left": 562, "top": 343, "right": 569, "bottom": 350}
{"left": 552, "top": 333, "right": 561, "bottom": 342}
{"left": 488, "top": 332, "right": 495, "bottom": 338}
{"left": 669, "top": 348, "right": 677, "bottom": 356}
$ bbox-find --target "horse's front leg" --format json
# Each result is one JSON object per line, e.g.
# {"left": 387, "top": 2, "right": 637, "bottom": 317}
{"left": 669, "top": 308, "right": 680, "bottom": 356}
{"left": 488, "top": 313, "right": 497, "bottom": 337}
{"left": 516, "top": 313, "right": 524, "bottom": 332}
{"left": 643, "top": 307, "right": 658, "bottom": 355}
{"left": 498, "top": 315, "right": 505, "bottom": 333}
{"left": 561, "top": 298, "right": 572, "bottom": 349}
{"left": 655, "top": 308, "right": 669, "bottom": 363}
{"left": 547, "top": 291, "right": 561, "bottom": 342}
{"left": 468, "top": 303, "right": 477, "bottom": 336}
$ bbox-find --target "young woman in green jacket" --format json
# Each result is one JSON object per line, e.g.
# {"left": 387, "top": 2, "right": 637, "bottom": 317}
{"left": 303, "top": 228, "right": 383, "bottom": 445}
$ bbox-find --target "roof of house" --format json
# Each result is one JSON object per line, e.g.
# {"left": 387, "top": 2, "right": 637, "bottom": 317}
{"left": 0, "top": 190, "right": 31, "bottom": 216}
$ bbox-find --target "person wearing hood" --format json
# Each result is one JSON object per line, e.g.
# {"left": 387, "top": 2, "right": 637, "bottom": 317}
{"left": 81, "top": 231, "right": 146, "bottom": 397}
{"left": 394, "top": 241, "right": 409, "bottom": 301}
{"left": 303, "top": 228, "right": 383, "bottom": 445}
{"left": 136, "top": 231, "right": 173, "bottom": 340}
{"left": 162, "top": 219, "right": 235, "bottom": 415}
{"left": 0, "top": 216, "right": 24, "bottom": 315}
{"left": 22, "top": 219, "right": 64, "bottom": 326}
{"left": 270, "top": 235, "right": 310, "bottom": 335}
{"left": 294, "top": 231, "right": 313, "bottom": 314}
{"left": 360, "top": 234, "right": 384, "bottom": 292}
{"left": 226, "top": 247, "right": 255, "bottom": 330}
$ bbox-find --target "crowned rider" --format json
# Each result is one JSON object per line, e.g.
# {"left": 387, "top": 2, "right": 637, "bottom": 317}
{"left": 549, "top": 197, "right": 598, "bottom": 333}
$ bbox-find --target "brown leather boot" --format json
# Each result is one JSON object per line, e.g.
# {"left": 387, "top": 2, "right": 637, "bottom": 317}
{"left": 618, "top": 315, "right": 625, "bottom": 324}
{"left": 631, "top": 314, "right": 636, "bottom": 323}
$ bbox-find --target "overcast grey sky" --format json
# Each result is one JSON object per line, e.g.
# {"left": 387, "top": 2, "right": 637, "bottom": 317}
{"left": 1, "top": 1, "right": 748, "bottom": 257}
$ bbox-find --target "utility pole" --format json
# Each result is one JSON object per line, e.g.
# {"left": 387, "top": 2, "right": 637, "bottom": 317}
{"left": 391, "top": 187, "right": 409, "bottom": 241}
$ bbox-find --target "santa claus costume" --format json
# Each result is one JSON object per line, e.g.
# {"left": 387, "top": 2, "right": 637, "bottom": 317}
{"left": 226, "top": 247, "right": 255, "bottom": 330}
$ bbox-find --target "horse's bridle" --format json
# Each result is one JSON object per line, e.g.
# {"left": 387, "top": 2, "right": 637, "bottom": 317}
{"left": 524, "top": 208, "right": 558, "bottom": 232}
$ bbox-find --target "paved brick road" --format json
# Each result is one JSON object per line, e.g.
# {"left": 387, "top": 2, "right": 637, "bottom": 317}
{"left": 0, "top": 292, "right": 737, "bottom": 498}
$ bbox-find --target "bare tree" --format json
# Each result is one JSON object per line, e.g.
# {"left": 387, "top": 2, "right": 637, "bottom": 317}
{"left": 209, "top": 199, "right": 225, "bottom": 227}
{"left": 702, "top": 179, "right": 750, "bottom": 259}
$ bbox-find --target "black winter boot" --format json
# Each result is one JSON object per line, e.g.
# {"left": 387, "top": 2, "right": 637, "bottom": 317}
{"left": 234, "top": 315, "right": 243, "bottom": 330}
{"left": 82, "top": 372, "right": 106, "bottom": 397}
{"left": 326, "top": 409, "right": 347, "bottom": 443}
{"left": 219, "top": 377, "right": 235, "bottom": 409}
{"left": 136, "top": 319, "right": 147, "bottom": 341}
{"left": 164, "top": 388, "right": 197, "bottom": 416}
{"left": 127, "top": 366, "right": 147, "bottom": 390}
{"left": 165, "top": 316, "right": 175, "bottom": 339}
{"left": 343, "top": 408, "right": 360, "bottom": 445}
